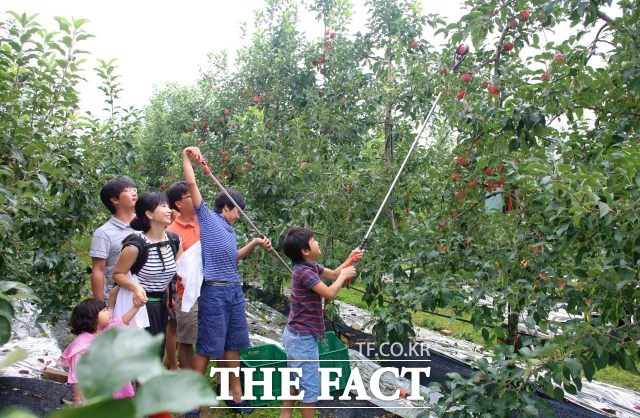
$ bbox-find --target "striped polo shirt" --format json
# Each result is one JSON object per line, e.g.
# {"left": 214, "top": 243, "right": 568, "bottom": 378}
{"left": 286, "top": 261, "right": 326, "bottom": 339}
{"left": 195, "top": 201, "right": 238, "bottom": 283}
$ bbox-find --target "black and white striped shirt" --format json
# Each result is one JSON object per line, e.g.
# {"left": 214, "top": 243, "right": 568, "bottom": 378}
{"left": 136, "top": 234, "right": 178, "bottom": 293}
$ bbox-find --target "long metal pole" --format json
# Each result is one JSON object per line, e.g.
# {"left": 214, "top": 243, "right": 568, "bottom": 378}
{"left": 357, "top": 91, "right": 442, "bottom": 250}
{"left": 355, "top": 44, "right": 469, "bottom": 251}
{"left": 198, "top": 161, "right": 293, "bottom": 273}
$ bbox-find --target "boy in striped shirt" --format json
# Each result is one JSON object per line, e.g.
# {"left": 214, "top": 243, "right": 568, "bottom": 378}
{"left": 281, "top": 227, "right": 361, "bottom": 418}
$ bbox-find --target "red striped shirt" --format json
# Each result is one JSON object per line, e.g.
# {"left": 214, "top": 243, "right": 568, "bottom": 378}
{"left": 286, "top": 261, "right": 325, "bottom": 339}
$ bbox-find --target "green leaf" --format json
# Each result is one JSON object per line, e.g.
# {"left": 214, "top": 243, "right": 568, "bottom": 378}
{"left": 0, "top": 408, "right": 40, "bottom": 418}
{"left": 0, "top": 297, "right": 14, "bottom": 320}
{"left": 523, "top": 405, "right": 538, "bottom": 416}
{"left": 0, "top": 316, "right": 10, "bottom": 345}
{"left": 77, "top": 328, "right": 165, "bottom": 399}
{"left": 49, "top": 397, "right": 135, "bottom": 418}
{"left": 553, "top": 387, "right": 564, "bottom": 401}
{"left": 597, "top": 201, "right": 609, "bottom": 218}
{"left": 564, "top": 358, "right": 581, "bottom": 378}
{"left": 0, "top": 348, "right": 28, "bottom": 371}
{"left": 134, "top": 371, "right": 217, "bottom": 417}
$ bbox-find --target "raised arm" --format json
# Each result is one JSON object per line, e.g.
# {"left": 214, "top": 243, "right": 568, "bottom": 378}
{"left": 311, "top": 266, "right": 357, "bottom": 300}
{"left": 182, "top": 147, "right": 204, "bottom": 210}
{"left": 320, "top": 248, "right": 364, "bottom": 281}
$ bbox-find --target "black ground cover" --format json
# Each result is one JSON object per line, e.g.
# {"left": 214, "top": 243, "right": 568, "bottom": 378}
{"left": 247, "top": 285, "right": 605, "bottom": 417}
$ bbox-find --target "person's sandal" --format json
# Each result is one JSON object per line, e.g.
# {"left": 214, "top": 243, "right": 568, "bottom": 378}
{"left": 224, "top": 399, "right": 253, "bottom": 414}
{"left": 184, "top": 409, "right": 201, "bottom": 418}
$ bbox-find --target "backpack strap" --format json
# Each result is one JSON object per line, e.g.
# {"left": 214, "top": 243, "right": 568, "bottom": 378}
{"left": 165, "top": 231, "right": 181, "bottom": 258}
{"left": 121, "top": 233, "right": 149, "bottom": 275}
{"left": 121, "top": 232, "right": 181, "bottom": 276}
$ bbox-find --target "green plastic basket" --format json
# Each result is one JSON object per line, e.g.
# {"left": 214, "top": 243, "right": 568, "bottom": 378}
{"left": 240, "top": 344, "right": 287, "bottom": 406}
{"left": 318, "top": 331, "right": 351, "bottom": 392}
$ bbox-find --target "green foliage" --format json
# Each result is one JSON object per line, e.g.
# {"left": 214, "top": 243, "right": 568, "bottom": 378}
{"left": 135, "top": 0, "right": 639, "bottom": 413}
{"left": 46, "top": 328, "right": 215, "bottom": 418}
{"left": 0, "top": 13, "right": 142, "bottom": 321}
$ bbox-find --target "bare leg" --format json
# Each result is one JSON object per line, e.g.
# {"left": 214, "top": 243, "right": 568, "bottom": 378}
{"left": 194, "top": 353, "right": 210, "bottom": 375}
{"left": 219, "top": 350, "right": 242, "bottom": 403}
{"left": 163, "top": 318, "right": 179, "bottom": 370}
{"left": 300, "top": 402, "right": 316, "bottom": 418}
{"left": 178, "top": 342, "right": 194, "bottom": 370}
{"left": 279, "top": 388, "right": 297, "bottom": 418}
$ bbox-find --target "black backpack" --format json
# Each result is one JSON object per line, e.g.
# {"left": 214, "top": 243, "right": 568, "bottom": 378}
{"left": 121, "top": 231, "right": 181, "bottom": 275}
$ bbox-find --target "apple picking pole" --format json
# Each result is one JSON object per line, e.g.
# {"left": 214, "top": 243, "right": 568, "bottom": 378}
{"left": 349, "top": 44, "right": 469, "bottom": 259}
{"left": 190, "top": 153, "right": 293, "bottom": 274}
{"left": 356, "top": 92, "right": 441, "bottom": 251}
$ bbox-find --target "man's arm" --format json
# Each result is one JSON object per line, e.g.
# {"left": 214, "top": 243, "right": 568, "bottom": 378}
{"left": 237, "top": 237, "right": 272, "bottom": 260}
{"left": 91, "top": 257, "right": 107, "bottom": 301}
{"left": 182, "top": 147, "right": 204, "bottom": 210}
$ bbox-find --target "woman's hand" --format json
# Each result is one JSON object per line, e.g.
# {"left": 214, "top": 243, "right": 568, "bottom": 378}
{"left": 133, "top": 285, "right": 147, "bottom": 306}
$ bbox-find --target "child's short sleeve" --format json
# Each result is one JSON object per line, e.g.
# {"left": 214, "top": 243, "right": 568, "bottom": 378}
{"left": 299, "top": 269, "right": 321, "bottom": 290}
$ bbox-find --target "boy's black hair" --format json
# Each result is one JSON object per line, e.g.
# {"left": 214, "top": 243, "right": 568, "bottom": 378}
{"left": 130, "top": 192, "right": 169, "bottom": 232}
{"left": 166, "top": 181, "right": 189, "bottom": 211}
{"left": 214, "top": 189, "right": 246, "bottom": 214}
{"left": 70, "top": 298, "right": 106, "bottom": 335}
{"left": 283, "top": 227, "right": 314, "bottom": 264}
{"left": 99, "top": 176, "right": 135, "bottom": 214}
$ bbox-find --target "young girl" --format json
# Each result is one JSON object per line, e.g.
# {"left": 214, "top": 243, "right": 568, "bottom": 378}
{"left": 61, "top": 297, "right": 144, "bottom": 404}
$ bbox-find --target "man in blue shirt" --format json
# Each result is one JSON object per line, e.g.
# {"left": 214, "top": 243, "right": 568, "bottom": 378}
{"left": 183, "top": 146, "right": 271, "bottom": 414}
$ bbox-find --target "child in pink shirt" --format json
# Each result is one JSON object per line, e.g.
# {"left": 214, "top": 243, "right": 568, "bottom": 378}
{"left": 61, "top": 297, "right": 144, "bottom": 404}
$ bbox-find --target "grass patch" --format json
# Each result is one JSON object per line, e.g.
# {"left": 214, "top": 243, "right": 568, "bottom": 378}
{"left": 335, "top": 283, "right": 640, "bottom": 393}
{"left": 593, "top": 363, "right": 640, "bottom": 393}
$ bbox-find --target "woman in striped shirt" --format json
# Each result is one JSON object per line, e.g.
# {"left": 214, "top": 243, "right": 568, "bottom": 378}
{"left": 113, "top": 192, "right": 182, "bottom": 353}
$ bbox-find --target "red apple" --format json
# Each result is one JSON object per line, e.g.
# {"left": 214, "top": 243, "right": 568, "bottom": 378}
{"left": 319, "top": 54, "right": 326, "bottom": 63}
{"left": 216, "top": 116, "right": 223, "bottom": 124}
{"left": 488, "top": 84, "right": 500, "bottom": 95}
{"left": 160, "top": 184, "right": 167, "bottom": 189}
{"left": 461, "top": 73, "right": 473, "bottom": 83}
{"left": 519, "top": 10, "right": 531, "bottom": 21}
{"left": 409, "top": 40, "right": 418, "bottom": 49}
{"left": 540, "top": 72, "right": 549, "bottom": 81}
{"left": 457, "top": 44, "right": 468, "bottom": 55}
{"left": 223, "top": 109, "right": 230, "bottom": 116}
{"left": 456, "top": 90, "right": 466, "bottom": 101}
{"left": 455, "top": 156, "right": 470, "bottom": 167}
{"left": 481, "top": 80, "right": 488, "bottom": 88}
{"left": 497, "top": 162, "right": 505, "bottom": 173}
{"left": 553, "top": 53, "right": 565, "bottom": 63}
{"left": 253, "top": 95, "right": 260, "bottom": 104}
{"left": 437, "top": 244, "right": 446, "bottom": 252}
{"left": 507, "top": 17, "right": 518, "bottom": 30}
{"left": 202, "top": 120, "right": 209, "bottom": 128}
{"left": 485, "top": 167, "right": 494, "bottom": 176}
{"left": 467, "top": 179, "right": 479, "bottom": 188}
{"left": 325, "top": 39, "right": 333, "bottom": 49}
{"left": 329, "top": 32, "right": 336, "bottom": 39}
{"left": 451, "top": 171, "right": 460, "bottom": 181}
{"left": 503, "top": 42, "right": 513, "bottom": 52}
